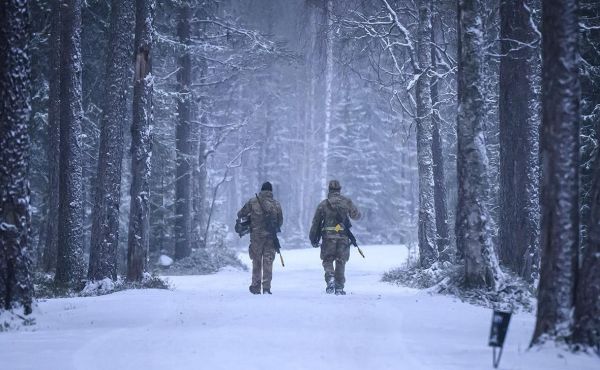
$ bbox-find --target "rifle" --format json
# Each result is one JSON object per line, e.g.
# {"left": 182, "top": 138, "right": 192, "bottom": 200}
{"left": 326, "top": 200, "right": 365, "bottom": 258}
{"left": 255, "top": 194, "right": 285, "bottom": 267}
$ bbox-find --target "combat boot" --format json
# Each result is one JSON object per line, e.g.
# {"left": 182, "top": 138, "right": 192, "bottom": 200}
{"left": 249, "top": 285, "right": 261, "bottom": 294}
{"left": 335, "top": 289, "right": 346, "bottom": 295}
{"left": 263, "top": 288, "right": 272, "bottom": 294}
{"left": 326, "top": 278, "right": 335, "bottom": 294}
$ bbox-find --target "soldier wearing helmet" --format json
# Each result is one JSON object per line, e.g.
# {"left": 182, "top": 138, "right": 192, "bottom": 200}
{"left": 309, "top": 180, "right": 361, "bottom": 295}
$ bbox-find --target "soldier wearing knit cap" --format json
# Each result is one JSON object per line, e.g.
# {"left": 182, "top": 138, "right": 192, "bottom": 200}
{"left": 237, "top": 181, "right": 283, "bottom": 294}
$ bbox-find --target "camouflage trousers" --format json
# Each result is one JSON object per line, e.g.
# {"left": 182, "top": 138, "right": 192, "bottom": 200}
{"left": 320, "top": 237, "right": 350, "bottom": 289}
{"left": 249, "top": 236, "right": 276, "bottom": 291}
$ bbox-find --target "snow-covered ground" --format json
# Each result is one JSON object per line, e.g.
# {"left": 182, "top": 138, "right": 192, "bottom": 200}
{"left": 1, "top": 245, "right": 597, "bottom": 370}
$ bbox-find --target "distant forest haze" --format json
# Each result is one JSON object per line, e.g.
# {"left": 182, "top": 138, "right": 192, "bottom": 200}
{"left": 0, "top": 0, "right": 599, "bottom": 354}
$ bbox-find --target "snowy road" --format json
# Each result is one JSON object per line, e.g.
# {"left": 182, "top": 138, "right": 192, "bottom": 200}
{"left": 1, "top": 245, "right": 597, "bottom": 370}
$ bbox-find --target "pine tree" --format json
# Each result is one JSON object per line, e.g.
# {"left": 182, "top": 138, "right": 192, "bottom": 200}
{"left": 0, "top": 0, "right": 34, "bottom": 314}
{"left": 532, "top": 0, "right": 580, "bottom": 344}
{"left": 55, "top": 0, "right": 85, "bottom": 290}
{"left": 127, "top": 0, "right": 155, "bottom": 282}
{"left": 499, "top": 0, "right": 541, "bottom": 282}
{"left": 88, "top": 0, "right": 134, "bottom": 281}
{"left": 174, "top": 1, "right": 193, "bottom": 260}
{"left": 430, "top": 4, "right": 450, "bottom": 260}
{"left": 41, "top": 0, "right": 61, "bottom": 273}
{"left": 572, "top": 150, "right": 600, "bottom": 349}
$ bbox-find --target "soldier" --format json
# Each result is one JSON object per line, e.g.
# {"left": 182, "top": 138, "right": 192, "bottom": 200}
{"left": 310, "top": 180, "right": 361, "bottom": 295}
{"left": 237, "top": 181, "right": 283, "bottom": 295}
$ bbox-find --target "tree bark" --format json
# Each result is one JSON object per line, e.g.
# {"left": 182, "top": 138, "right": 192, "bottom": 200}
{"left": 193, "top": 106, "right": 207, "bottom": 247}
{"left": 431, "top": 68, "right": 450, "bottom": 261}
{"left": 532, "top": 0, "right": 580, "bottom": 344}
{"left": 456, "top": 0, "right": 502, "bottom": 290}
{"left": 572, "top": 150, "right": 600, "bottom": 349}
{"left": 42, "top": 0, "right": 61, "bottom": 273}
{"left": 499, "top": 0, "right": 540, "bottom": 283}
{"left": 127, "top": 0, "right": 154, "bottom": 282}
{"left": 0, "top": 0, "right": 34, "bottom": 314}
{"left": 88, "top": 0, "right": 134, "bottom": 281}
{"left": 320, "top": 0, "right": 333, "bottom": 199}
{"left": 416, "top": 0, "right": 438, "bottom": 268}
{"left": 55, "top": 0, "right": 85, "bottom": 290}
{"left": 174, "top": 2, "right": 193, "bottom": 260}
{"left": 578, "top": 0, "right": 600, "bottom": 269}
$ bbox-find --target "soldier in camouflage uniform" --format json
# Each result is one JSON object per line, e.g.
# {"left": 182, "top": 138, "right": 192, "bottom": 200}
{"left": 310, "top": 180, "right": 361, "bottom": 295}
{"left": 238, "top": 182, "right": 283, "bottom": 294}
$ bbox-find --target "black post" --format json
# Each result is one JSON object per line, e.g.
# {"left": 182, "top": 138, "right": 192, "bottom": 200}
{"left": 489, "top": 310, "right": 512, "bottom": 368}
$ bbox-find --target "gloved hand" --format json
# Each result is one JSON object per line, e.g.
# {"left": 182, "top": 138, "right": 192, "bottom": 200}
{"left": 312, "top": 242, "right": 320, "bottom": 248}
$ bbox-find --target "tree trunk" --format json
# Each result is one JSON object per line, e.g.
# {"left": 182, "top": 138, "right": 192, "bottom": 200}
{"left": 88, "top": 0, "right": 134, "bottom": 282}
{"left": 430, "top": 13, "right": 450, "bottom": 260}
{"left": 456, "top": 0, "right": 502, "bottom": 290}
{"left": 174, "top": 3, "right": 192, "bottom": 260}
{"left": 55, "top": 0, "right": 85, "bottom": 290}
{"left": 499, "top": 0, "right": 540, "bottom": 283}
{"left": 193, "top": 114, "right": 207, "bottom": 247}
{"left": 531, "top": 0, "right": 580, "bottom": 344}
{"left": 42, "top": 0, "right": 61, "bottom": 273}
{"left": 321, "top": 0, "right": 333, "bottom": 199}
{"left": 0, "top": 0, "right": 34, "bottom": 314}
{"left": 572, "top": 150, "right": 600, "bottom": 349}
{"left": 416, "top": 0, "right": 438, "bottom": 268}
{"left": 192, "top": 57, "right": 207, "bottom": 247}
{"left": 127, "top": 0, "right": 154, "bottom": 282}
{"left": 578, "top": 0, "right": 600, "bottom": 272}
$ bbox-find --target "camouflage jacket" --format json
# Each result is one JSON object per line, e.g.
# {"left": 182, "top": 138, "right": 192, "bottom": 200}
{"left": 238, "top": 190, "right": 283, "bottom": 238}
{"left": 309, "top": 190, "right": 361, "bottom": 243}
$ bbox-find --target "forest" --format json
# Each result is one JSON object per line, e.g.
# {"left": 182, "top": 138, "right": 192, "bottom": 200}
{"left": 1, "top": 0, "right": 599, "bottom": 368}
